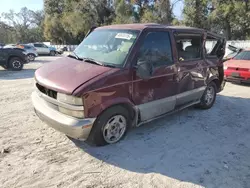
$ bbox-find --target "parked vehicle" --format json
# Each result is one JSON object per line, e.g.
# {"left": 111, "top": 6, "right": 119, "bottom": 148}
{"left": 56, "top": 46, "right": 68, "bottom": 55}
{"left": 29, "top": 43, "right": 56, "bottom": 56}
{"left": 4, "top": 44, "right": 16, "bottom": 48}
{"left": 32, "top": 24, "right": 226, "bottom": 146}
{"left": 223, "top": 45, "right": 243, "bottom": 62}
{"left": 19, "top": 44, "right": 38, "bottom": 61}
{"left": 224, "top": 49, "right": 250, "bottom": 83}
{"left": 0, "top": 47, "right": 28, "bottom": 70}
{"left": 0, "top": 43, "right": 5, "bottom": 48}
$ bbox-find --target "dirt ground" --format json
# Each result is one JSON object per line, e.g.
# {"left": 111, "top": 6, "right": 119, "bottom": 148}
{"left": 1, "top": 56, "right": 250, "bottom": 188}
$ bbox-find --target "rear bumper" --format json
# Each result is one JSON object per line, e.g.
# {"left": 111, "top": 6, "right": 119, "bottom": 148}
{"left": 225, "top": 77, "right": 250, "bottom": 84}
{"left": 31, "top": 91, "right": 95, "bottom": 140}
{"left": 224, "top": 70, "right": 250, "bottom": 83}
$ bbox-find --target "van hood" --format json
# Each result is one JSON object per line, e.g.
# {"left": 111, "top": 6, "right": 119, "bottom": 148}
{"left": 35, "top": 57, "right": 112, "bottom": 94}
{"left": 225, "top": 59, "right": 250, "bottom": 69}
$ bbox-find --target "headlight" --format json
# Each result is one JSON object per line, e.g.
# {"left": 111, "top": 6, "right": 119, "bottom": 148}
{"left": 58, "top": 107, "right": 84, "bottom": 118}
{"left": 57, "top": 93, "right": 83, "bottom": 105}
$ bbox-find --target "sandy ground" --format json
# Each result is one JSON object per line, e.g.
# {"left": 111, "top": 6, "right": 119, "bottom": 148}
{"left": 1, "top": 56, "right": 250, "bottom": 188}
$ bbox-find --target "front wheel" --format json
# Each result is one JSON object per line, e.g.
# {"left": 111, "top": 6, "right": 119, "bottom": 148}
{"left": 87, "top": 106, "right": 131, "bottom": 146}
{"left": 197, "top": 82, "right": 217, "bottom": 109}
{"left": 9, "top": 57, "right": 23, "bottom": 71}
{"left": 50, "top": 51, "right": 56, "bottom": 56}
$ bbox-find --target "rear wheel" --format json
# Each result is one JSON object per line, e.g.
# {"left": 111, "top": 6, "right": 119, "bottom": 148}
{"left": 28, "top": 54, "right": 35, "bottom": 61}
{"left": 8, "top": 57, "right": 23, "bottom": 71}
{"left": 197, "top": 82, "right": 217, "bottom": 109}
{"left": 87, "top": 106, "right": 131, "bottom": 146}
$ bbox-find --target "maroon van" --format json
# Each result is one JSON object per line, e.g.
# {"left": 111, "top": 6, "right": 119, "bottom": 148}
{"left": 32, "top": 24, "right": 226, "bottom": 146}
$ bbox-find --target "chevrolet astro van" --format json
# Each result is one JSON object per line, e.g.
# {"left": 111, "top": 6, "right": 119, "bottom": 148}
{"left": 32, "top": 24, "right": 226, "bottom": 146}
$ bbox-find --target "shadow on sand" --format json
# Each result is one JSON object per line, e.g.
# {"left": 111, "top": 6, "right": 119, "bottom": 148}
{"left": 0, "top": 68, "right": 37, "bottom": 80}
{"left": 70, "top": 95, "right": 250, "bottom": 187}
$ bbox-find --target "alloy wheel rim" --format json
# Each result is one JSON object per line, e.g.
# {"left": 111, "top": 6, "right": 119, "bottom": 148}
{"left": 205, "top": 86, "right": 215, "bottom": 105}
{"left": 12, "top": 60, "right": 21, "bottom": 69}
{"left": 28, "top": 55, "right": 34, "bottom": 61}
{"left": 103, "top": 115, "right": 127, "bottom": 144}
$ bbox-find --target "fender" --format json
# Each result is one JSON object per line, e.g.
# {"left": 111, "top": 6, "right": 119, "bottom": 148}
{"left": 83, "top": 91, "right": 135, "bottom": 118}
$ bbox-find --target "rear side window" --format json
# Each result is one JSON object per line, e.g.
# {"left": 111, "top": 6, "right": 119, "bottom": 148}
{"left": 175, "top": 33, "right": 202, "bottom": 61}
{"left": 138, "top": 31, "right": 173, "bottom": 67}
{"left": 34, "top": 44, "right": 43, "bottom": 47}
{"left": 24, "top": 46, "right": 31, "bottom": 49}
{"left": 234, "top": 51, "right": 250, "bottom": 60}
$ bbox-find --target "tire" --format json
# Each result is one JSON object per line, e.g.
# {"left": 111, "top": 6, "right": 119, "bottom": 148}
{"left": 50, "top": 51, "right": 56, "bottom": 56}
{"left": 8, "top": 57, "right": 23, "bottom": 71}
{"left": 87, "top": 106, "right": 131, "bottom": 146}
{"left": 28, "top": 54, "right": 35, "bottom": 61}
{"left": 197, "top": 82, "right": 217, "bottom": 109}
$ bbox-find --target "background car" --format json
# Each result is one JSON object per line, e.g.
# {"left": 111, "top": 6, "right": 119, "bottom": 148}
{"left": 224, "top": 49, "right": 250, "bottom": 83}
{"left": 0, "top": 47, "right": 28, "bottom": 70}
{"left": 223, "top": 45, "right": 243, "bottom": 62}
{"left": 4, "top": 44, "right": 16, "bottom": 48}
{"left": 29, "top": 43, "right": 57, "bottom": 56}
{"left": 19, "top": 44, "right": 38, "bottom": 61}
{"left": 56, "top": 46, "right": 68, "bottom": 54}
{"left": 0, "top": 43, "right": 5, "bottom": 48}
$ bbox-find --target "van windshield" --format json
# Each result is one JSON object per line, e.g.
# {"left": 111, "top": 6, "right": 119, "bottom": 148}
{"left": 73, "top": 29, "right": 139, "bottom": 67}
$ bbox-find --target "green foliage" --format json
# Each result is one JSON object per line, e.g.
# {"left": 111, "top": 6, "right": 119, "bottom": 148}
{"left": 0, "top": 7, "right": 45, "bottom": 43}
{"left": 113, "top": 0, "right": 133, "bottom": 24}
{"left": 1, "top": 0, "right": 250, "bottom": 43}
{"left": 183, "top": 0, "right": 210, "bottom": 29}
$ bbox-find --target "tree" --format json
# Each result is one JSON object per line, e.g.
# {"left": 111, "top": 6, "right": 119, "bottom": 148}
{"left": 183, "top": 0, "right": 210, "bottom": 29}
{"left": 208, "top": 0, "right": 250, "bottom": 40}
{"left": 1, "top": 7, "right": 45, "bottom": 43}
{"left": 113, "top": 0, "right": 133, "bottom": 24}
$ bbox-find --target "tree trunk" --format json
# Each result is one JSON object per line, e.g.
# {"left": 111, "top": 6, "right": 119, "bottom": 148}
{"left": 224, "top": 20, "right": 231, "bottom": 40}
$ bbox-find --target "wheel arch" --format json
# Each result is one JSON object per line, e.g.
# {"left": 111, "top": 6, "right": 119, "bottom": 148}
{"left": 207, "top": 76, "right": 220, "bottom": 92}
{"left": 85, "top": 97, "right": 136, "bottom": 127}
{"left": 99, "top": 101, "right": 136, "bottom": 120}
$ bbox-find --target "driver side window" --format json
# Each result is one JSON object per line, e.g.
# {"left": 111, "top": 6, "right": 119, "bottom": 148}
{"left": 138, "top": 31, "right": 173, "bottom": 67}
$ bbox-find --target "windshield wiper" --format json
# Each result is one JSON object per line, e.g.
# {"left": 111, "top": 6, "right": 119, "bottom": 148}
{"left": 68, "top": 52, "right": 83, "bottom": 60}
{"left": 83, "top": 58, "right": 103, "bottom": 66}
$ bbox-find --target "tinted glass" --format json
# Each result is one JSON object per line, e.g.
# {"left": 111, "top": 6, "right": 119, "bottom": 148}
{"left": 74, "top": 29, "right": 139, "bottom": 67}
{"left": 234, "top": 51, "right": 250, "bottom": 60}
{"left": 138, "top": 31, "right": 173, "bottom": 67}
{"left": 24, "top": 45, "right": 31, "bottom": 49}
{"left": 34, "top": 44, "right": 43, "bottom": 47}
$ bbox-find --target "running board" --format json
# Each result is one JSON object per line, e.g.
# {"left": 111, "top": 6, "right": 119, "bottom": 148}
{"left": 136, "top": 100, "right": 200, "bottom": 127}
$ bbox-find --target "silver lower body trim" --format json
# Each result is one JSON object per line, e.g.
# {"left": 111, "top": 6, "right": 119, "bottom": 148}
{"left": 32, "top": 91, "right": 95, "bottom": 140}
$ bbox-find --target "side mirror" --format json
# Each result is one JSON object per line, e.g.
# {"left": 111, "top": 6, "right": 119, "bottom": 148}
{"left": 135, "top": 60, "right": 153, "bottom": 79}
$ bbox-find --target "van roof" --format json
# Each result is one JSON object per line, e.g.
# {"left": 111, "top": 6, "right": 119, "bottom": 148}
{"left": 97, "top": 23, "right": 224, "bottom": 38}
{"left": 98, "top": 23, "right": 202, "bottom": 31}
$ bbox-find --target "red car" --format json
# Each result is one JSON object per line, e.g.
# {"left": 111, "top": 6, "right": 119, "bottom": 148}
{"left": 224, "top": 49, "right": 250, "bottom": 83}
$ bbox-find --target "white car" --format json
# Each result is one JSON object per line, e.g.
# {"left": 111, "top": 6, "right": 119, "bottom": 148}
{"left": 29, "top": 43, "right": 56, "bottom": 56}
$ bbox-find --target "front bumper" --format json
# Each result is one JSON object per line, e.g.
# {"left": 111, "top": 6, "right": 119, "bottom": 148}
{"left": 31, "top": 91, "right": 95, "bottom": 140}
